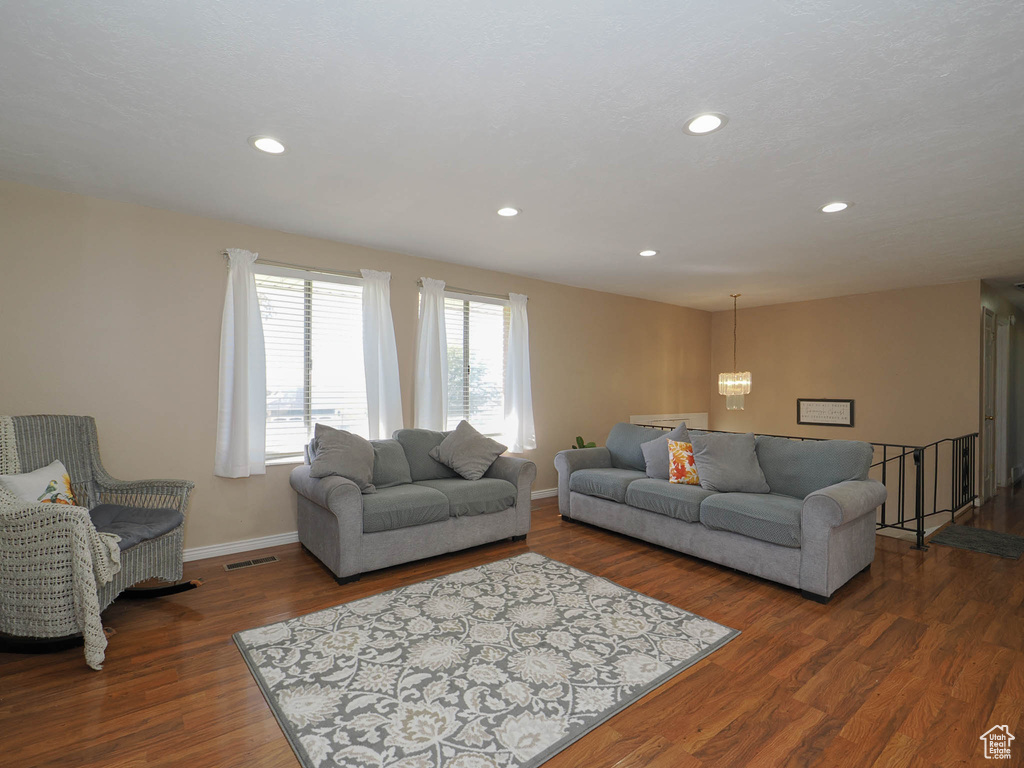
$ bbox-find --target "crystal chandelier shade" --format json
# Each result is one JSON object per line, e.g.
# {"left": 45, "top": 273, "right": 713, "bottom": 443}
{"left": 718, "top": 294, "right": 750, "bottom": 410}
{"left": 718, "top": 371, "right": 752, "bottom": 395}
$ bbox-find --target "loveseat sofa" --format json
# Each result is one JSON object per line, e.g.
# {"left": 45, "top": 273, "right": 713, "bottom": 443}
{"left": 290, "top": 428, "right": 536, "bottom": 582}
{"left": 555, "top": 423, "right": 887, "bottom": 601}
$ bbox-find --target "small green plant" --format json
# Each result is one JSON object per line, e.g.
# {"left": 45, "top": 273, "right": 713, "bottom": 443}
{"left": 571, "top": 436, "right": 597, "bottom": 450}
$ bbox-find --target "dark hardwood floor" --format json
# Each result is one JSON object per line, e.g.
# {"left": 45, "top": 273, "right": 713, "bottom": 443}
{"left": 2, "top": 488, "right": 1023, "bottom": 767}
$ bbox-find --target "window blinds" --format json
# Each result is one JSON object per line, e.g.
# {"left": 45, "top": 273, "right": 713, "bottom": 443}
{"left": 255, "top": 267, "right": 368, "bottom": 458}
{"left": 443, "top": 295, "right": 509, "bottom": 435}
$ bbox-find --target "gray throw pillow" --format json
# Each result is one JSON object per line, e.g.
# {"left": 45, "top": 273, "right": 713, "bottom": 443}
{"left": 690, "top": 432, "right": 770, "bottom": 493}
{"left": 639, "top": 423, "right": 691, "bottom": 480}
{"left": 428, "top": 420, "right": 507, "bottom": 481}
{"left": 309, "top": 423, "right": 376, "bottom": 493}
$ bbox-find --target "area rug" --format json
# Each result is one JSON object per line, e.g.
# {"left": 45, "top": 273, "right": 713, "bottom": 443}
{"left": 930, "top": 524, "right": 1024, "bottom": 559}
{"left": 234, "top": 552, "right": 738, "bottom": 768}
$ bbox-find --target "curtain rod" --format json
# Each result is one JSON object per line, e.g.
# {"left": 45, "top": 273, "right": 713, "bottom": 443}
{"left": 220, "top": 252, "right": 362, "bottom": 280}
{"left": 416, "top": 279, "right": 513, "bottom": 302}
{"left": 220, "top": 253, "right": 522, "bottom": 301}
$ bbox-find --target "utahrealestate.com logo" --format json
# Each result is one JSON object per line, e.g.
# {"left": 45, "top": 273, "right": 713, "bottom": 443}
{"left": 980, "top": 726, "right": 1015, "bottom": 760}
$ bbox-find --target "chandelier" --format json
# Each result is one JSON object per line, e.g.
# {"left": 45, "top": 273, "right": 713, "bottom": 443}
{"left": 718, "top": 293, "right": 751, "bottom": 410}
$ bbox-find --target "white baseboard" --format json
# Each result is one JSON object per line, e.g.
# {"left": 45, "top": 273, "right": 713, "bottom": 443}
{"left": 184, "top": 531, "right": 299, "bottom": 563}
{"left": 185, "top": 489, "right": 559, "bottom": 562}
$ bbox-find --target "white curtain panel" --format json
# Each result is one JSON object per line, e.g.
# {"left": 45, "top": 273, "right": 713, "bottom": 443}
{"left": 360, "top": 269, "right": 404, "bottom": 439}
{"left": 505, "top": 292, "right": 537, "bottom": 452}
{"left": 414, "top": 277, "right": 448, "bottom": 430}
{"left": 214, "top": 249, "right": 267, "bottom": 477}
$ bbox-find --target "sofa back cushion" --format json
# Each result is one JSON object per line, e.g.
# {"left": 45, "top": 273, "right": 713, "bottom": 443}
{"left": 393, "top": 428, "right": 459, "bottom": 481}
{"left": 372, "top": 439, "right": 414, "bottom": 489}
{"left": 606, "top": 422, "right": 669, "bottom": 471}
{"left": 690, "top": 432, "right": 770, "bottom": 493}
{"left": 755, "top": 436, "right": 874, "bottom": 499}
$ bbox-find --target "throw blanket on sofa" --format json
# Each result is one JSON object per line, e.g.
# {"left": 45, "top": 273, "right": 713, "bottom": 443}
{"left": 0, "top": 416, "right": 121, "bottom": 669}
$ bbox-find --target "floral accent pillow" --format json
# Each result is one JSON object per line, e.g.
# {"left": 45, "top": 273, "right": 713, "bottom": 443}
{"left": 0, "top": 459, "right": 78, "bottom": 505}
{"left": 668, "top": 440, "right": 700, "bottom": 485}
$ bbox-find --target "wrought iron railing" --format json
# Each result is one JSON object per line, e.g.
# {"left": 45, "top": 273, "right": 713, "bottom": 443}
{"left": 870, "top": 433, "right": 977, "bottom": 549}
{"left": 639, "top": 425, "right": 978, "bottom": 550}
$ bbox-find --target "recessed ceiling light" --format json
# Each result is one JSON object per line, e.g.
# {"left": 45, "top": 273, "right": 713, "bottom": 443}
{"left": 497, "top": 207, "right": 520, "bottom": 217}
{"left": 639, "top": 250, "right": 658, "bottom": 257}
{"left": 684, "top": 113, "right": 728, "bottom": 135}
{"left": 820, "top": 201, "right": 851, "bottom": 213}
{"left": 249, "top": 136, "right": 286, "bottom": 154}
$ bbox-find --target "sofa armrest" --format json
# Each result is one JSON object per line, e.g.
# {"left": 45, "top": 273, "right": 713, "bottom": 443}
{"left": 485, "top": 455, "right": 536, "bottom": 489}
{"left": 799, "top": 479, "right": 886, "bottom": 600}
{"left": 803, "top": 479, "right": 887, "bottom": 529}
{"left": 554, "top": 447, "right": 612, "bottom": 475}
{"left": 289, "top": 465, "right": 363, "bottom": 517}
{"left": 554, "top": 447, "right": 612, "bottom": 517}
{"left": 486, "top": 456, "right": 537, "bottom": 536}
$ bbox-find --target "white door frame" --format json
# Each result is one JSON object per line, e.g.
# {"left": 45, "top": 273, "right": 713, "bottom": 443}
{"left": 981, "top": 308, "right": 997, "bottom": 501}
{"left": 995, "top": 318, "right": 1010, "bottom": 486}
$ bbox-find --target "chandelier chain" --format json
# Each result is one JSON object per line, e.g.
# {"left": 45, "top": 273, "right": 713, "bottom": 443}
{"left": 731, "top": 293, "right": 740, "bottom": 371}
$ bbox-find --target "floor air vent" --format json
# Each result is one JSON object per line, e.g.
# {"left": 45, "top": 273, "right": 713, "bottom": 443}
{"left": 224, "top": 555, "right": 279, "bottom": 572}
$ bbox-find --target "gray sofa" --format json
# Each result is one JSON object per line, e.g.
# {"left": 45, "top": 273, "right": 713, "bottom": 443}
{"left": 290, "top": 428, "right": 536, "bottom": 582}
{"left": 555, "top": 423, "right": 887, "bottom": 601}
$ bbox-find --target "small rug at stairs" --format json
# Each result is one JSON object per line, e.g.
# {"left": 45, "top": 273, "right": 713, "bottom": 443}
{"left": 234, "top": 553, "right": 738, "bottom": 768}
{"left": 930, "top": 524, "right": 1024, "bottom": 559}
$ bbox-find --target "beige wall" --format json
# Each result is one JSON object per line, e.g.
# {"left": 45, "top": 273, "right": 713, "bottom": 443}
{"left": 708, "top": 281, "right": 982, "bottom": 446}
{"left": 0, "top": 179, "right": 710, "bottom": 549}
{"left": 0, "top": 177, "right": 993, "bottom": 550}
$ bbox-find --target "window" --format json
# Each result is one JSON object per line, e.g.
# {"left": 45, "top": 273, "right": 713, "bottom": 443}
{"left": 443, "top": 293, "right": 509, "bottom": 435}
{"left": 255, "top": 265, "right": 367, "bottom": 459}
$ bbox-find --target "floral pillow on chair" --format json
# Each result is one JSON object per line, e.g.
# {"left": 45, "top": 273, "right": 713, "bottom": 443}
{"left": 0, "top": 459, "right": 77, "bottom": 505}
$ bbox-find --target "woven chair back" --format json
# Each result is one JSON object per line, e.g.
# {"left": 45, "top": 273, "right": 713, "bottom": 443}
{"left": 10, "top": 415, "right": 102, "bottom": 507}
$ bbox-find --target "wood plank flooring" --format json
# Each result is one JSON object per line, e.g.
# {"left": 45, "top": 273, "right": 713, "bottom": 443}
{"left": 2, "top": 489, "right": 1023, "bottom": 767}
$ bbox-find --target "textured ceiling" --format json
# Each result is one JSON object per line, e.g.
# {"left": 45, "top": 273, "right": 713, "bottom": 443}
{"left": 1, "top": 1, "right": 1022, "bottom": 310}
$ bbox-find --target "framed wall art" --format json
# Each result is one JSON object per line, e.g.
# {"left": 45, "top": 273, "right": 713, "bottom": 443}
{"left": 797, "top": 399, "right": 854, "bottom": 427}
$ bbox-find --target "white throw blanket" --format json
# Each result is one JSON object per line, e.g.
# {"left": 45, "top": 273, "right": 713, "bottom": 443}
{"left": 0, "top": 416, "right": 121, "bottom": 669}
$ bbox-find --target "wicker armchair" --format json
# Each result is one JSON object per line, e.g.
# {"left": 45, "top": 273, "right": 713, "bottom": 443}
{"left": 0, "top": 415, "right": 194, "bottom": 668}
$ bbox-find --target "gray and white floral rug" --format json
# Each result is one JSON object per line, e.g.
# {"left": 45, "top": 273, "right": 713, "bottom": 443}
{"left": 234, "top": 553, "right": 738, "bottom": 768}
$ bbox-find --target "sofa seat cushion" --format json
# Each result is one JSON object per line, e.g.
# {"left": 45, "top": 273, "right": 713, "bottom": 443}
{"left": 89, "top": 504, "right": 184, "bottom": 550}
{"left": 624, "top": 478, "right": 716, "bottom": 523}
{"left": 361, "top": 485, "right": 450, "bottom": 533}
{"left": 569, "top": 468, "right": 647, "bottom": 503}
{"left": 699, "top": 493, "right": 803, "bottom": 548}
{"left": 416, "top": 478, "right": 517, "bottom": 517}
